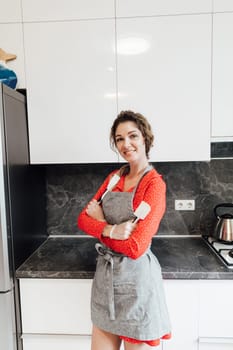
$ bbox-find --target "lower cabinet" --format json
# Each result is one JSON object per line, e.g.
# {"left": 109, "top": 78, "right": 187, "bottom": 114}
{"left": 198, "top": 280, "right": 233, "bottom": 350}
{"left": 19, "top": 279, "right": 233, "bottom": 350}
{"left": 19, "top": 279, "right": 92, "bottom": 334}
{"left": 199, "top": 340, "right": 233, "bottom": 350}
{"left": 163, "top": 280, "right": 199, "bottom": 350}
{"left": 22, "top": 335, "right": 91, "bottom": 350}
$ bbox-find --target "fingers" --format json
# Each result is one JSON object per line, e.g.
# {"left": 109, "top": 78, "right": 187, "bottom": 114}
{"left": 111, "top": 221, "right": 136, "bottom": 240}
{"left": 86, "top": 199, "right": 98, "bottom": 212}
{"left": 124, "top": 221, "right": 132, "bottom": 237}
{"left": 86, "top": 200, "right": 105, "bottom": 221}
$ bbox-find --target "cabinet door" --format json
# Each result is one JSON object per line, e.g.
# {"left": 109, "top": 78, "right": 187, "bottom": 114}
{"left": 116, "top": 0, "right": 212, "bottom": 17}
{"left": 22, "top": 0, "right": 115, "bottom": 21}
{"left": 199, "top": 280, "right": 233, "bottom": 338}
{"left": 0, "top": 290, "right": 17, "bottom": 350}
{"left": 0, "top": 0, "right": 21, "bottom": 22}
{"left": 22, "top": 335, "right": 91, "bottom": 350}
{"left": 199, "top": 341, "right": 233, "bottom": 350}
{"left": 198, "top": 339, "right": 233, "bottom": 350}
{"left": 117, "top": 15, "right": 211, "bottom": 161}
{"left": 199, "top": 346, "right": 233, "bottom": 350}
{"left": 20, "top": 279, "right": 92, "bottom": 334}
{"left": 212, "top": 13, "right": 233, "bottom": 140}
{"left": 0, "top": 23, "right": 25, "bottom": 87}
{"left": 162, "top": 280, "right": 198, "bottom": 350}
{"left": 24, "top": 20, "right": 117, "bottom": 163}
{"left": 213, "top": 0, "right": 233, "bottom": 12}
{"left": 22, "top": 334, "right": 126, "bottom": 350}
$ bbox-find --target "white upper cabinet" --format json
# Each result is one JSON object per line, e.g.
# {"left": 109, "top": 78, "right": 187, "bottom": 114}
{"left": 117, "top": 14, "right": 211, "bottom": 161}
{"left": 0, "top": 23, "right": 25, "bottom": 87}
{"left": 22, "top": 0, "right": 115, "bottom": 21}
{"left": 0, "top": 0, "right": 22, "bottom": 22}
{"left": 116, "top": 0, "right": 212, "bottom": 17}
{"left": 213, "top": 0, "right": 233, "bottom": 12}
{"left": 212, "top": 12, "right": 233, "bottom": 139}
{"left": 24, "top": 20, "right": 117, "bottom": 163}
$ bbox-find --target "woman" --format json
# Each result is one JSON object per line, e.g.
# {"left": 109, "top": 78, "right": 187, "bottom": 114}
{"left": 78, "top": 110, "right": 171, "bottom": 349}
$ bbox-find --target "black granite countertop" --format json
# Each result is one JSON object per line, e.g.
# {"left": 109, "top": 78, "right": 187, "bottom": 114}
{"left": 16, "top": 236, "right": 233, "bottom": 280}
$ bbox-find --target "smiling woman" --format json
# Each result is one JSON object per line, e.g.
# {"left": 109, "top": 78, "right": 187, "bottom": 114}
{"left": 110, "top": 110, "right": 154, "bottom": 160}
{"left": 78, "top": 110, "right": 171, "bottom": 350}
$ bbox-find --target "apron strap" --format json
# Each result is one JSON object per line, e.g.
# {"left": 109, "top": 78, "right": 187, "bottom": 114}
{"left": 132, "top": 164, "right": 153, "bottom": 197}
{"left": 95, "top": 243, "right": 116, "bottom": 320}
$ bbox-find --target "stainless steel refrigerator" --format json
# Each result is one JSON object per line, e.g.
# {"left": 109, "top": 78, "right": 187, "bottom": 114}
{"left": 0, "top": 83, "right": 47, "bottom": 349}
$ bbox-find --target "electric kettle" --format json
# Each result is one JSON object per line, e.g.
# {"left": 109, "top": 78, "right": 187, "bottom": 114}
{"left": 213, "top": 203, "right": 233, "bottom": 243}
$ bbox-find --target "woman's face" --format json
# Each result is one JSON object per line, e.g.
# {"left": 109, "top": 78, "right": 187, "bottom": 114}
{"left": 115, "top": 121, "right": 146, "bottom": 163}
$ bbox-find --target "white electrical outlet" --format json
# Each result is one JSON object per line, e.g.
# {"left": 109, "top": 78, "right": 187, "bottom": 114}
{"left": 175, "top": 199, "right": 195, "bottom": 211}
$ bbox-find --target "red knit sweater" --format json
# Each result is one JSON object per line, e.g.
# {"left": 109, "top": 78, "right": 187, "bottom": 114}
{"left": 77, "top": 168, "right": 166, "bottom": 259}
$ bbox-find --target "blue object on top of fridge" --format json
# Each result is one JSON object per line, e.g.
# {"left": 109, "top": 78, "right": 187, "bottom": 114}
{"left": 0, "top": 83, "right": 47, "bottom": 350}
{"left": 0, "top": 63, "right": 17, "bottom": 89}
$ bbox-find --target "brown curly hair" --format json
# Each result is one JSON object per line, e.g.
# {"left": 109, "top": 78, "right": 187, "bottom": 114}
{"left": 110, "top": 110, "right": 154, "bottom": 159}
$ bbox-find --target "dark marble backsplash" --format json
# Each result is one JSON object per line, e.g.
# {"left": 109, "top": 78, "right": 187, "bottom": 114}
{"left": 211, "top": 142, "right": 233, "bottom": 158}
{"left": 45, "top": 159, "right": 233, "bottom": 237}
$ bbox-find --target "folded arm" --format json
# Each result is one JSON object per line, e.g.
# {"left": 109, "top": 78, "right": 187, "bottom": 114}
{"left": 101, "top": 177, "right": 166, "bottom": 259}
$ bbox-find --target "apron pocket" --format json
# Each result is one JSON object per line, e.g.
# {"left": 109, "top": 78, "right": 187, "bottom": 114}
{"left": 113, "top": 283, "right": 150, "bottom": 326}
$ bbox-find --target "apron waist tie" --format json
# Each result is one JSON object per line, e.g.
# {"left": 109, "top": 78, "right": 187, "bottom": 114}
{"left": 95, "top": 243, "right": 118, "bottom": 321}
{"left": 95, "top": 243, "right": 151, "bottom": 321}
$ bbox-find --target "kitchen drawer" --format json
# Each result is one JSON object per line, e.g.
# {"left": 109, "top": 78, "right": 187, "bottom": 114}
{"left": 199, "top": 338, "right": 233, "bottom": 350}
{"left": 19, "top": 279, "right": 92, "bottom": 334}
{"left": 22, "top": 334, "right": 126, "bottom": 350}
{"left": 22, "top": 335, "right": 91, "bottom": 350}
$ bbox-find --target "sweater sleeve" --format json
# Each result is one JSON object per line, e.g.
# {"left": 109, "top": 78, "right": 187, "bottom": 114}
{"left": 101, "top": 175, "right": 166, "bottom": 259}
{"left": 77, "top": 171, "right": 117, "bottom": 239}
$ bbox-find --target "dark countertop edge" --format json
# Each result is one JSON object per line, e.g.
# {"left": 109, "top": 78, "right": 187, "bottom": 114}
{"left": 15, "top": 235, "right": 233, "bottom": 280}
{"left": 16, "top": 271, "right": 233, "bottom": 280}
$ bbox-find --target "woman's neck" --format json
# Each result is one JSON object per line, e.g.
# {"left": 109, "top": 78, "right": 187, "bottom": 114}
{"left": 128, "top": 161, "right": 149, "bottom": 178}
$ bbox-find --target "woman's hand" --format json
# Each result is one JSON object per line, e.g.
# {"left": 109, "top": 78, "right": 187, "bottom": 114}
{"left": 86, "top": 199, "right": 106, "bottom": 222}
{"left": 103, "top": 221, "right": 137, "bottom": 240}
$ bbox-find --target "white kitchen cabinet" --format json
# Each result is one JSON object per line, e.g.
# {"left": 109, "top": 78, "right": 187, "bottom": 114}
{"left": 199, "top": 340, "right": 233, "bottom": 350}
{"left": 22, "top": 0, "right": 115, "bottom": 22}
{"left": 20, "top": 279, "right": 92, "bottom": 334}
{"left": 19, "top": 277, "right": 126, "bottom": 350}
{"left": 22, "top": 334, "right": 126, "bottom": 350}
{"left": 23, "top": 12, "right": 212, "bottom": 163}
{"left": 199, "top": 280, "right": 233, "bottom": 339}
{"left": 198, "top": 280, "right": 233, "bottom": 349}
{"left": 20, "top": 278, "right": 233, "bottom": 350}
{"left": 22, "top": 335, "right": 92, "bottom": 350}
{"left": 117, "top": 14, "right": 211, "bottom": 161}
{"left": 23, "top": 19, "right": 117, "bottom": 163}
{"left": 212, "top": 12, "right": 233, "bottom": 140}
{"left": 20, "top": 278, "right": 125, "bottom": 349}
{"left": 116, "top": 0, "right": 212, "bottom": 17}
{"left": 163, "top": 280, "right": 199, "bottom": 350}
{"left": 0, "top": 0, "right": 22, "bottom": 23}
{"left": 213, "top": 0, "right": 233, "bottom": 12}
{"left": 0, "top": 23, "right": 25, "bottom": 87}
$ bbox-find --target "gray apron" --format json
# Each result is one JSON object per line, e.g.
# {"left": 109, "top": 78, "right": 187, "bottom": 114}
{"left": 91, "top": 167, "right": 171, "bottom": 341}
